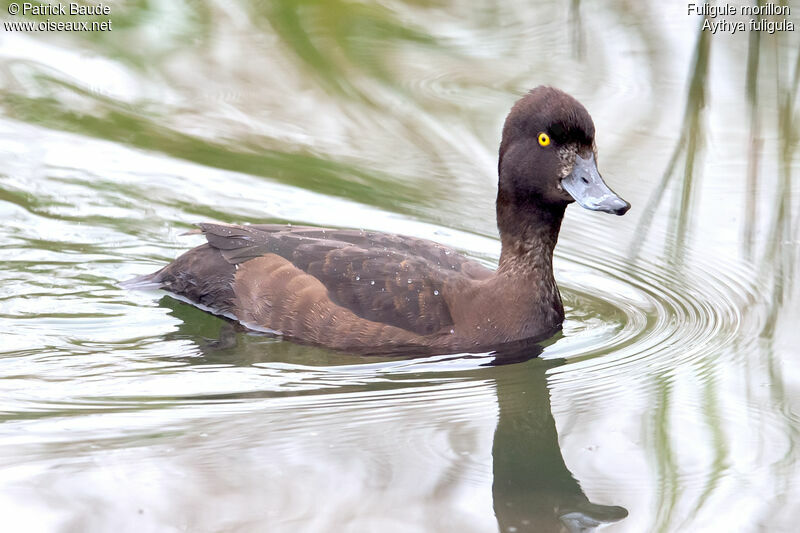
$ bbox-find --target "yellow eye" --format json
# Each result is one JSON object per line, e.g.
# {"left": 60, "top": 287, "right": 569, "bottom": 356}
{"left": 538, "top": 132, "right": 551, "bottom": 147}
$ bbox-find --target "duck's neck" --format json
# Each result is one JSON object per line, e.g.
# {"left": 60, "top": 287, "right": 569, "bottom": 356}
{"left": 494, "top": 190, "right": 565, "bottom": 326}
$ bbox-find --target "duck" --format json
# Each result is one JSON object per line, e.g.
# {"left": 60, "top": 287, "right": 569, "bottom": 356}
{"left": 125, "top": 86, "right": 630, "bottom": 355}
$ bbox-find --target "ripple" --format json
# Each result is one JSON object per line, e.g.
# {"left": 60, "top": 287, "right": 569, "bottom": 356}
{"left": 545, "top": 233, "right": 763, "bottom": 404}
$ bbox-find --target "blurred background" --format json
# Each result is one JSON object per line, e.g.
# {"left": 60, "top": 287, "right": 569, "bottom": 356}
{"left": 0, "top": 1, "right": 798, "bottom": 531}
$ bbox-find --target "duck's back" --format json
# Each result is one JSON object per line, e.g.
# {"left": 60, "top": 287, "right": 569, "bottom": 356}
{"left": 133, "top": 223, "right": 492, "bottom": 352}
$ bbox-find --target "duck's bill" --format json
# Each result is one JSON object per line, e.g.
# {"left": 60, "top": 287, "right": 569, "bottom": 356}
{"left": 562, "top": 153, "right": 630, "bottom": 215}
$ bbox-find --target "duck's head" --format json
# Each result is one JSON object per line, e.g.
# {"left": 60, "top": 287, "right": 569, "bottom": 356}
{"left": 498, "top": 86, "right": 630, "bottom": 217}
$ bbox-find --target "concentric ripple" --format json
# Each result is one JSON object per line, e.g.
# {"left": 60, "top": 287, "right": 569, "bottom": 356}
{"left": 543, "top": 228, "right": 763, "bottom": 400}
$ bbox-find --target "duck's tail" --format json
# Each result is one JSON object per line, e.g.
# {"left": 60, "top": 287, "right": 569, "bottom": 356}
{"left": 118, "top": 270, "right": 165, "bottom": 290}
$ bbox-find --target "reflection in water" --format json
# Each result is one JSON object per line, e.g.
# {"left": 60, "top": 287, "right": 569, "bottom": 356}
{"left": 1, "top": 1, "right": 800, "bottom": 532}
{"left": 167, "top": 306, "right": 630, "bottom": 532}
{"left": 490, "top": 358, "right": 628, "bottom": 532}
{"left": 630, "top": 18, "right": 710, "bottom": 266}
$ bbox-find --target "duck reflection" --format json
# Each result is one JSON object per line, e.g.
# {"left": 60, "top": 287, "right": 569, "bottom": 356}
{"left": 162, "top": 298, "right": 627, "bottom": 531}
{"left": 489, "top": 349, "right": 628, "bottom": 532}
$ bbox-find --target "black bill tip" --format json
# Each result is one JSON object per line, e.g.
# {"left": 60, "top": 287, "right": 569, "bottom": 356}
{"left": 606, "top": 197, "right": 631, "bottom": 216}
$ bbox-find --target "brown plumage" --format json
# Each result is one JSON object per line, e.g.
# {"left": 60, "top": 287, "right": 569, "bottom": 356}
{"left": 126, "top": 87, "right": 630, "bottom": 355}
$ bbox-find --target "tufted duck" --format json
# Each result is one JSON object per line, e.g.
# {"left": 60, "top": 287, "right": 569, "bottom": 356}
{"left": 126, "top": 87, "right": 630, "bottom": 355}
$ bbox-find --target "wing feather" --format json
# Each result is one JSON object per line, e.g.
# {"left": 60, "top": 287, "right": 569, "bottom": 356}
{"left": 195, "top": 223, "right": 491, "bottom": 335}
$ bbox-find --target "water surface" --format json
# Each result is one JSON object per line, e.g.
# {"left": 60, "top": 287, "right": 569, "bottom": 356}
{"left": 1, "top": 1, "right": 799, "bottom": 532}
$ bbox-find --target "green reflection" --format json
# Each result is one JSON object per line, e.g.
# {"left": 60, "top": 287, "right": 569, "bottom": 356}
{"left": 491, "top": 358, "right": 628, "bottom": 532}
{"left": 1, "top": 0, "right": 800, "bottom": 531}
{"left": 1, "top": 90, "right": 422, "bottom": 212}
{"left": 155, "top": 312, "right": 631, "bottom": 531}
{"left": 252, "top": 0, "right": 437, "bottom": 95}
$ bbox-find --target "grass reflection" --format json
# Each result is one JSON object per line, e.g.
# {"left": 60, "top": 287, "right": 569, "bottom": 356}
{"left": 630, "top": 17, "right": 710, "bottom": 267}
{"left": 252, "top": 0, "right": 436, "bottom": 96}
{"left": 0, "top": 90, "right": 422, "bottom": 213}
{"left": 1, "top": 1, "right": 800, "bottom": 531}
{"left": 626, "top": 6, "right": 799, "bottom": 530}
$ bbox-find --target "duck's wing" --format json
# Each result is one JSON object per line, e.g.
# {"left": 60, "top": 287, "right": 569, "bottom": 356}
{"left": 196, "top": 222, "right": 492, "bottom": 335}
{"left": 217, "top": 224, "right": 490, "bottom": 274}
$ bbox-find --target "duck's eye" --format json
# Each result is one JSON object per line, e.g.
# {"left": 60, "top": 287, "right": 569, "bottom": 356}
{"left": 537, "top": 132, "right": 551, "bottom": 147}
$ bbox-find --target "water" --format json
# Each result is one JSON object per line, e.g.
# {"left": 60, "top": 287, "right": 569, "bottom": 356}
{"left": 1, "top": 1, "right": 799, "bottom": 531}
